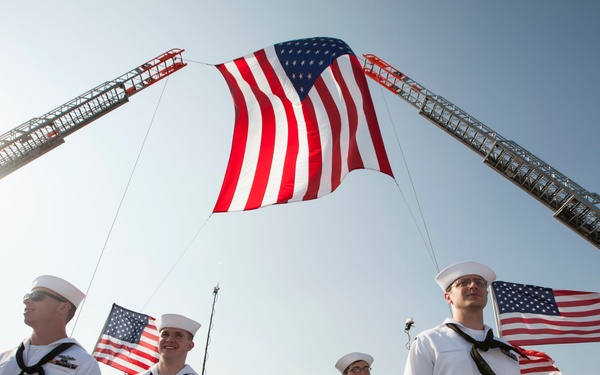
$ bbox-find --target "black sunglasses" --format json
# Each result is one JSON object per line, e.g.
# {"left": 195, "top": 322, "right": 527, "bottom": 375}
{"left": 23, "top": 290, "right": 67, "bottom": 303}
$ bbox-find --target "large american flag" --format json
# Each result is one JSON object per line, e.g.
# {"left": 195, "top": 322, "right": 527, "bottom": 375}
{"left": 491, "top": 281, "right": 600, "bottom": 346}
{"left": 93, "top": 303, "right": 160, "bottom": 374}
{"left": 213, "top": 36, "right": 394, "bottom": 212}
{"left": 516, "top": 347, "right": 562, "bottom": 375}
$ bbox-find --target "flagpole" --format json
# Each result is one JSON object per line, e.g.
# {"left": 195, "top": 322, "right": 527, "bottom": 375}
{"left": 201, "top": 283, "right": 220, "bottom": 375}
{"left": 489, "top": 283, "right": 502, "bottom": 336}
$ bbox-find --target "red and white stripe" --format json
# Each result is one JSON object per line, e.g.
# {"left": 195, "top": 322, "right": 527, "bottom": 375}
{"left": 499, "top": 290, "right": 600, "bottom": 346}
{"left": 516, "top": 347, "right": 562, "bottom": 375}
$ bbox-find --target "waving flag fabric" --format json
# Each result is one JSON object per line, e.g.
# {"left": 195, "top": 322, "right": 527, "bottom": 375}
{"left": 92, "top": 303, "right": 160, "bottom": 374}
{"left": 213, "top": 36, "right": 394, "bottom": 212}
{"left": 516, "top": 347, "right": 561, "bottom": 375}
{"left": 491, "top": 281, "right": 600, "bottom": 346}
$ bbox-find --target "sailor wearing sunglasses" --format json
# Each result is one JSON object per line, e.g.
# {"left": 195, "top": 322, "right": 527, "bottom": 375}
{"left": 0, "top": 275, "right": 101, "bottom": 375}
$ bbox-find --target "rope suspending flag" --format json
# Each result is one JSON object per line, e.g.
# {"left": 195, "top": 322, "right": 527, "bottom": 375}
{"left": 213, "top": 36, "right": 394, "bottom": 212}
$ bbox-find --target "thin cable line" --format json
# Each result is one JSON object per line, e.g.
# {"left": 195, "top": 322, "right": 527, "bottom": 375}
{"left": 378, "top": 85, "right": 440, "bottom": 273}
{"left": 140, "top": 213, "right": 212, "bottom": 311}
{"left": 70, "top": 77, "right": 171, "bottom": 335}
{"left": 184, "top": 59, "right": 215, "bottom": 66}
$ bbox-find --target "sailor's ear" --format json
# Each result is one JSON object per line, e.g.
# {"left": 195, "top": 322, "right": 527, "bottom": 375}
{"left": 444, "top": 291, "right": 453, "bottom": 305}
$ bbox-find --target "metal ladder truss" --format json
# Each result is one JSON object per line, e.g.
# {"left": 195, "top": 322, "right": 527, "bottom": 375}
{"left": 362, "top": 53, "right": 600, "bottom": 250}
{"left": 0, "top": 48, "right": 186, "bottom": 179}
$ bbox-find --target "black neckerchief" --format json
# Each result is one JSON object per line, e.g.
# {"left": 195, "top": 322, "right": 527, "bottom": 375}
{"left": 446, "top": 323, "right": 527, "bottom": 375}
{"left": 15, "top": 342, "right": 75, "bottom": 375}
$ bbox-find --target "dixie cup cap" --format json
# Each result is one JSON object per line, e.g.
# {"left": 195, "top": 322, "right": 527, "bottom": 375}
{"left": 32, "top": 275, "right": 86, "bottom": 308}
{"left": 435, "top": 261, "right": 496, "bottom": 291}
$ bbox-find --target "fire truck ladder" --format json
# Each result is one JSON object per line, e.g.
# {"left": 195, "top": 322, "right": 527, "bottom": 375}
{"left": 363, "top": 54, "right": 600, "bottom": 250}
{"left": 0, "top": 48, "right": 186, "bottom": 180}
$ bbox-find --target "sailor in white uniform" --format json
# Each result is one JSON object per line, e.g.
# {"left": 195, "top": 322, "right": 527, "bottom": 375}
{"left": 403, "top": 261, "right": 526, "bottom": 375}
{"left": 138, "top": 314, "right": 201, "bottom": 375}
{"left": 335, "top": 352, "right": 374, "bottom": 374}
{"left": 0, "top": 275, "right": 101, "bottom": 375}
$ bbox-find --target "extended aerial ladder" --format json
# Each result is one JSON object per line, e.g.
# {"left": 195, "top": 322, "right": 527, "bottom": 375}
{"left": 0, "top": 48, "right": 186, "bottom": 179}
{"left": 362, "top": 54, "right": 600, "bottom": 250}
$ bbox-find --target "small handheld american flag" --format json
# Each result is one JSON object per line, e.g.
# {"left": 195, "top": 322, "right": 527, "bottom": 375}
{"left": 93, "top": 303, "right": 160, "bottom": 374}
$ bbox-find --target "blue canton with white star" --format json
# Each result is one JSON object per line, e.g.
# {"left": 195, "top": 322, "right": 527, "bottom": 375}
{"left": 274, "top": 37, "right": 355, "bottom": 101}
{"left": 492, "top": 281, "right": 560, "bottom": 316}
{"left": 103, "top": 305, "right": 150, "bottom": 343}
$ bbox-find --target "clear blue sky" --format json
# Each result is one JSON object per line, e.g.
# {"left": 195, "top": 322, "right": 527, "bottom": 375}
{"left": 0, "top": 1, "right": 598, "bottom": 374}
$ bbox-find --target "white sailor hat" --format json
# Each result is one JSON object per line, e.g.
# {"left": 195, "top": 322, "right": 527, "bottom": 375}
{"left": 335, "top": 352, "right": 374, "bottom": 374}
{"left": 156, "top": 314, "right": 201, "bottom": 337}
{"left": 435, "top": 261, "right": 496, "bottom": 291}
{"left": 32, "top": 275, "right": 86, "bottom": 308}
